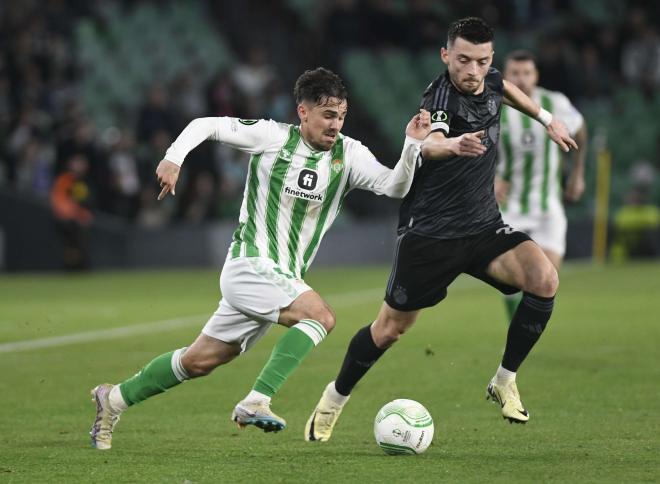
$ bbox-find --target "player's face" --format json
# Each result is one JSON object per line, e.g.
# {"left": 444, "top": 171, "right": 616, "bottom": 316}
{"left": 441, "top": 37, "right": 494, "bottom": 94}
{"left": 504, "top": 59, "right": 538, "bottom": 96}
{"left": 298, "top": 97, "right": 348, "bottom": 151}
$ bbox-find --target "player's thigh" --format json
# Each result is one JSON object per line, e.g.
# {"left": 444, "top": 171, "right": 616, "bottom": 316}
{"left": 543, "top": 249, "right": 562, "bottom": 271}
{"left": 203, "top": 298, "right": 275, "bottom": 354}
{"left": 220, "top": 256, "right": 312, "bottom": 325}
{"left": 278, "top": 290, "right": 335, "bottom": 332}
{"left": 486, "top": 240, "right": 558, "bottom": 296}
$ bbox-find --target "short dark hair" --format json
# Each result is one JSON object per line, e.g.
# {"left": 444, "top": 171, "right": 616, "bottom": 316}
{"left": 448, "top": 17, "right": 494, "bottom": 46}
{"left": 504, "top": 49, "right": 537, "bottom": 65}
{"left": 293, "top": 67, "right": 348, "bottom": 105}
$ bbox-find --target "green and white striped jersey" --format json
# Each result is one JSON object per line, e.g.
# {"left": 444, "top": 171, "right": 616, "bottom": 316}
{"left": 497, "top": 87, "right": 583, "bottom": 216}
{"left": 165, "top": 117, "right": 421, "bottom": 278}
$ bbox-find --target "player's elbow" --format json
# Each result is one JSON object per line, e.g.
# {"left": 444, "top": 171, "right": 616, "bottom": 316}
{"left": 384, "top": 186, "right": 407, "bottom": 199}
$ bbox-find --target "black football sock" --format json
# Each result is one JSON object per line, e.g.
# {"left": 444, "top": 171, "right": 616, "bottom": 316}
{"left": 502, "top": 292, "right": 554, "bottom": 372}
{"left": 334, "top": 324, "right": 386, "bottom": 396}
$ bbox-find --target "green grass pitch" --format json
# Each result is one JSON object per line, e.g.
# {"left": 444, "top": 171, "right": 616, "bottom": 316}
{"left": 1, "top": 262, "right": 659, "bottom": 483}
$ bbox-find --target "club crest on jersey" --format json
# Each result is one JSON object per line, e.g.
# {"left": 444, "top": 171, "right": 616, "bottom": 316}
{"left": 297, "top": 169, "right": 318, "bottom": 190}
{"left": 487, "top": 98, "right": 497, "bottom": 115}
{"left": 279, "top": 148, "right": 292, "bottom": 161}
{"left": 522, "top": 131, "right": 535, "bottom": 146}
{"left": 331, "top": 158, "right": 343, "bottom": 173}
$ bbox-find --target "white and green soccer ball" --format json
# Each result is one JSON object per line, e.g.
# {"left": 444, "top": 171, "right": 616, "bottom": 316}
{"left": 374, "top": 399, "right": 434, "bottom": 455}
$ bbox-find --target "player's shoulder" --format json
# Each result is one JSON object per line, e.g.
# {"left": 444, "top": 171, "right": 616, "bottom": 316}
{"left": 340, "top": 134, "right": 375, "bottom": 163}
{"left": 485, "top": 67, "right": 504, "bottom": 91}
{"left": 251, "top": 119, "right": 292, "bottom": 149}
{"left": 423, "top": 72, "right": 450, "bottom": 95}
{"left": 341, "top": 133, "right": 369, "bottom": 153}
{"left": 420, "top": 71, "right": 453, "bottom": 111}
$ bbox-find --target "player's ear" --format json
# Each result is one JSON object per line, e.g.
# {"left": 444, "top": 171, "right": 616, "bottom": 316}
{"left": 440, "top": 47, "right": 449, "bottom": 65}
{"left": 297, "top": 103, "right": 307, "bottom": 123}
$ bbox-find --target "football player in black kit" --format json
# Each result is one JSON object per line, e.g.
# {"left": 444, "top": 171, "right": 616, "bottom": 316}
{"left": 305, "top": 17, "right": 579, "bottom": 440}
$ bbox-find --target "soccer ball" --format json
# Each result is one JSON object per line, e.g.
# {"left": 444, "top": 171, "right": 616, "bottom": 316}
{"left": 374, "top": 399, "right": 434, "bottom": 455}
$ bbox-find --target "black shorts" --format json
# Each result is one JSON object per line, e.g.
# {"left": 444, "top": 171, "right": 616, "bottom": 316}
{"left": 384, "top": 225, "right": 532, "bottom": 311}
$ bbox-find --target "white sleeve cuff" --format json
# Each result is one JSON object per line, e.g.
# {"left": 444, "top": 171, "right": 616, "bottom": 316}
{"left": 536, "top": 108, "right": 553, "bottom": 127}
{"left": 164, "top": 146, "right": 186, "bottom": 167}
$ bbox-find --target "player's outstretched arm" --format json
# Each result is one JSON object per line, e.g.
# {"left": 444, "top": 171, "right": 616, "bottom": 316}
{"left": 155, "top": 117, "right": 271, "bottom": 200}
{"left": 350, "top": 110, "right": 430, "bottom": 198}
{"left": 502, "top": 80, "right": 578, "bottom": 153}
{"left": 421, "top": 130, "right": 487, "bottom": 160}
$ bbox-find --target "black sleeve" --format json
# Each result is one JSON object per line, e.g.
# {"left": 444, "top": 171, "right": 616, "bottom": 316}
{"left": 419, "top": 77, "right": 454, "bottom": 135}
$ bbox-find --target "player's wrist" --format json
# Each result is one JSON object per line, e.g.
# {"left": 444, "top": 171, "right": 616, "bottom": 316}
{"left": 535, "top": 108, "right": 553, "bottom": 128}
{"left": 405, "top": 135, "right": 425, "bottom": 145}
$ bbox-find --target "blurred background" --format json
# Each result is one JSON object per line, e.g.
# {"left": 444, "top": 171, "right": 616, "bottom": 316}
{"left": 1, "top": 0, "right": 658, "bottom": 271}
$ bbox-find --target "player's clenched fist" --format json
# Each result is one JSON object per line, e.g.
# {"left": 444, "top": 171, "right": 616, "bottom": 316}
{"left": 405, "top": 109, "right": 432, "bottom": 140}
{"left": 155, "top": 159, "right": 180, "bottom": 200}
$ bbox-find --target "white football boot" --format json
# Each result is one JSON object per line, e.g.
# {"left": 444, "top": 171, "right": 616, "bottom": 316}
{"left": 232, "top": 400, "right": 286, "bottom": 432}
{"left": 486, "top": 378, "right": 530, "bottom": 424}
{"left": 89, "top": 383, "right": 121, "bottom": 449}
{"left": 305, "top": 382, "right": 349, "bottom": 442}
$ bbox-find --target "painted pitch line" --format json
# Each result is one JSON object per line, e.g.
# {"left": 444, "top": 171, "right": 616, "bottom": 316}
{"left": 0, "top": 287, "right": 387, "bottom": 354}
{"left": 0, "top": 264, "right": 596, "bottom": 354}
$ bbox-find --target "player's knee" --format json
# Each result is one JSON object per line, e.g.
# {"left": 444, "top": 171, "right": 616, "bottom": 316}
{"left": 373, "top": 318, "right": 408, "bottom": 348}
{"left": 314, "top": 309, "right": 336, "bottom": 334}
{"left": 526, "top": 264, "right": 558, "bottom": 297}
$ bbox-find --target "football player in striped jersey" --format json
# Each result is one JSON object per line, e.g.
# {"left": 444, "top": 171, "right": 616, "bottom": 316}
{"left": 89, "top": 67, "right": 431, "bottom": 449}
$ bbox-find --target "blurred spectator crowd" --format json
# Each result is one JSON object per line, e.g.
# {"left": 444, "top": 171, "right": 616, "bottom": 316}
{"left": 1, "top": 0, "right": 658, "bottom": 228}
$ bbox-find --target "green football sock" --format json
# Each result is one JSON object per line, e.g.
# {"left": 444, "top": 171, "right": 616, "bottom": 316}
{"left": 253, "top": 320, "right": 327, "bottom": 398}
{"left": 504, "top": 293, "right": 523, "bottom": 322}
{"left": 119, "top": 347, "right": 189, "bottom": 406}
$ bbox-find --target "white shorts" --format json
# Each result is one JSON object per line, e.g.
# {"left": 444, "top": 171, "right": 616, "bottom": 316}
{"left": 501, "top": 209, "right": 567, "bottom": 257}
{"left": 202, "top": 257, "right": 312, "bottom": 353}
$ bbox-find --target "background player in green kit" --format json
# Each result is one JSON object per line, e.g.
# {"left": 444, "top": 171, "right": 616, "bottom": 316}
{"left": 495, "top": 50, "right": 588, "bottom": 319}
{"left": 89, "top": 67, "right": 431, "bottom": 450}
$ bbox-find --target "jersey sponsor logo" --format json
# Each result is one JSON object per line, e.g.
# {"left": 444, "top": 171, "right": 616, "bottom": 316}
{"left": 331, "top": 158, "right": 343, "bottom": 173}
{"left": 297, "top": 169, "right": 318, "bottom": 190}
{"left": 238, "top": 119, "right": 258, "bottom": 125}
{"left": 431, "top": 111, "right": 448, "bottom": 122}
{"left": 284, "top": 185, "right": 324, "bottom": 202}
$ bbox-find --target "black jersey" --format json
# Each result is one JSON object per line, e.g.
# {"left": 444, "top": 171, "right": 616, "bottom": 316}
{"left": 398, "top": 67, "right": 504, "bottom": 239}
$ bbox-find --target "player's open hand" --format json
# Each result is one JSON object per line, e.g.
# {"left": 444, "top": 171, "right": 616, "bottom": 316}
{"left": 547, "top": 119, "right": 578, "bottom": 153}
{"left": 452, "top": 130, "right": 487, "bottom": 157}
{"left": 405, "top": 109, "right": 432, "bottom": 140}
{"left": 155, "top": 159, "right": 180, "bottom": 200}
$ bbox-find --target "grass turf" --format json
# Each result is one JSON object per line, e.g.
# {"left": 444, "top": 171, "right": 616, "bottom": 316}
{"left": 1, "top": 262, "right": 659, "bottom": 483}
